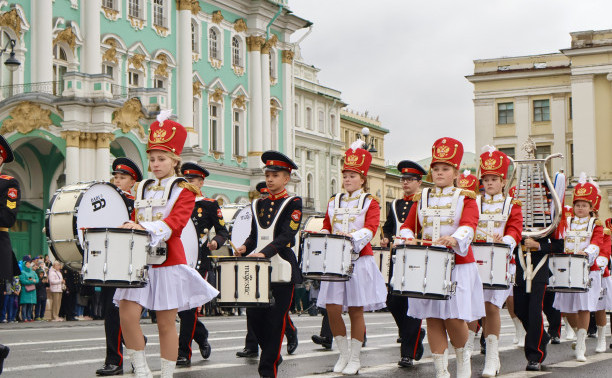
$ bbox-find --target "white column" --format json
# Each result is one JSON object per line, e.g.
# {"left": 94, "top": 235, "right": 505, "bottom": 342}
{"left": 260, "top": 50, "right": 271, "bottom": 152}
{"left": 571, "top": 74, "right": 597, "bottom": 175}
{"left": 81, "top": 0, "right": 102, "bottom": 74}
{"left": 247, "top": 36, "right": 264, "bottom": 166}
{"left": 177, "top": 6, "right": 193, "bottom": 138}
{"left": 281, "top": 50, "right": 293, "bottom": 157}
{"left": 314, "top": 150, "right": 320, "bottom": 212}
{"left": 514, "top": 96, "right": 530, "bottom": 155}
{"left": 95, "top": 133, "right": 113, "bottom": 180}
{"left": 31, "top": 0, "right": 53, "bottom": 82}
{"left": 63, "top": 131, "right": 80, "bottom": 185}
{"left": 550, "top": 93, "right": 568, "bottom": 174}
{"left": 473, "top": 98, "right": 495, "bottom": 149}
{"left": 79, "top": 133, "right": 97, "bottom": 182}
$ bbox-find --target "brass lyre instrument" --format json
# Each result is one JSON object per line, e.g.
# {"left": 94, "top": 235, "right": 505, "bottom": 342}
{"left": 505, "top": 137, "right": 563, "bottom": 293}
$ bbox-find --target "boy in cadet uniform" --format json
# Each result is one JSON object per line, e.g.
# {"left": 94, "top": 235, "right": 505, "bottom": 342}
{"left": 176, "top": 162, "right": 230, "bottom": 367}
{"left": 0, "top": 135, "right": 20, "bottom": 374}
{"left": 96, "top": 157, "right": 142, "bottom": 376}
{"left": 235, "top": 151, "right": 302, "bottom": 378}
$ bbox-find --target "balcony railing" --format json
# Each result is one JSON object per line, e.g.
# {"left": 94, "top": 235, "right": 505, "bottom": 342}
{"left": 0, "top": 81, "right": 64, "bottom": 99}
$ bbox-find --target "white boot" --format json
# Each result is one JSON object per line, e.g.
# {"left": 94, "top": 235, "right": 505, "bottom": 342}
{"left": 342, "top": 338, "right": 362, "bottom": 375}
{"left": 126, "top": 348, "right": 152, "bottom": 378}
{"left": 332, "top": 335, "right": 350, "bottom": 373}
{"left": 512, "top": 317, "right": 525, "bottom": 347}
{"left": 575, "top": 329, "right": 587, "bottom": 362}
{"left": 432, "top": 349, "right": 450, "bottom": 378}
{"left": 596, "top": 325, "right": 607, "bottom": 353}
{"left": 455, "top": 346, "right": 471, "bottom": 378}
{"left": 465, "top": 330, "right": 476, "bottom": 356}
{"left": 482, "top": 335, "right": 500, "bottom": 377}
{"left": 564, "top": 319, "right": 576, "bottom": 341}
{"left": 160, "top": 358, "right": 175, "bottom": 378}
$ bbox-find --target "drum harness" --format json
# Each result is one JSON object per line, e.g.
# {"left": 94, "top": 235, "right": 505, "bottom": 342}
{"left": 332, "top": 193, "right": 370, "bottom": 235}
{"left": 134, "top": 177, "right": 185, "bottom": 265}
{"left": 251, "top": 197, "right": 295, "bottom": 283}
{"left": 475, "top": 195, "right": 513, "bottom": 243}
{"left": 418, "top": 187, "right": 462, "bottom": 243}
{"left": 564, "top": 217, "right": 596, "bottom": 255}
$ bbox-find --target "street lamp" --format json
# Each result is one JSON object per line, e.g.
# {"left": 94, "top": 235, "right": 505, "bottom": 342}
{"left": 358, "top": 127, "right": 377, "bottom": 153}
{"left": 2, "top": 39, "right": 20, "bottom": 72}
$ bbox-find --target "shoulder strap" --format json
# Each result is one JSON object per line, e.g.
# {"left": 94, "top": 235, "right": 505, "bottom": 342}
{"left": 358, "top": 193, "right": 370, "bottom": 209}
{"left": 165, "top": 177, "right": 186, "bottom": 200}
{"left": 476, "top": 195, "right": 482, "bottom": 214}
{"left": 334, "top": 193, "right": 344, "bottom": 209}
{"left": 136, "top": 179, "right": 155, "bottom": 201}
{"left": 419, "top": 187, "right": 430, "bottom": 212}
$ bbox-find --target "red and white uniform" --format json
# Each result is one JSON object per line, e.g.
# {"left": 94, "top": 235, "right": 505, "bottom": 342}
{"left": 474, "top": 193, "right": 523, "bottom": 307}
{"left": 596, "top": 227, "right": 612, "bottom": 311}
{"left": 553, "top": 216, "right": 604, "bottom": 313}
{"left": 113, "top": 177, "right": 219, "bottom": 311}
{"left": 399, "top": 186, "right": 485, "bottom": 321}
{"left": 316, "top": 189, "right": 387, "bottom": 311}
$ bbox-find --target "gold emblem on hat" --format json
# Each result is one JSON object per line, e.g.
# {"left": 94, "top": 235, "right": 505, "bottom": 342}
{"left": 483, "top": 158, "right": 497, "bottom": 170}
{"left": 436, "top": 145, "right": 450, "bottom": 157}
{"left": 459, "top": 178, "right": 469, "bottom": 186}
{"left": 576, "top": 187, "right": 587, "bottom": 196}
{"left": 346, "top": 154, "right": 359, "bottom": 166}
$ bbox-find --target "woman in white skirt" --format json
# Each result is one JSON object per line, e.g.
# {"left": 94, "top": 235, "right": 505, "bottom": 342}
{"left": 115, "top": 113, "right": 219, "bottom": 378}
{"left": 553, "top": 174, "right": 604, "bottom": 362}
{"left": 592, "top": 212, "right": 612, "bottom": 352}
{"left": 468, "top": 147, "right": 523, "bottom": 377}
{"left": 316, "top": 140, "right": 387, "bottom": 375}
{"left": 399, "top": 137, "right": 485, "bottom": 378}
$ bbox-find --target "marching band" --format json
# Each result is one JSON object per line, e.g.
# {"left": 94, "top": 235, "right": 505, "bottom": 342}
{"left": 1, "top": 112, "right": 611, "bottom": 378}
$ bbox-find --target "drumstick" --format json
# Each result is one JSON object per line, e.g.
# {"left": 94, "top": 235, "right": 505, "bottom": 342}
{"left": 476, "top": 227, "right": 499, "bottom": 240}
{"left": 228, "top": 240, "right": 239, "bottom": 253}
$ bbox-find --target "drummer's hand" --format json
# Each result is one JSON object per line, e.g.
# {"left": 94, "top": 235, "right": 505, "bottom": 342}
{"left": 335, "top": 231, "right": 352, "bottom": 238}
{"left": 121, "top": 222, "right": 145, "bottom": 231}
{"left": 576, "top": 250, "right": 587, "bottom": 256}
{"left": 234, "top": 245, "right": 247, "bottom": 256}
{"left": 381, "top": 238, "right": 389, "bottom": 248}
{"left": 405, "top": 238, "right": 417, "bottom": 246}
{"left": 493, "top": 234, "right": 504, "bottom": 243}
{"left": 207, "top": 240, "right": 218, "bottom": 251}
{"left": 524, "top": 238, "right": 540, "bottom": 250}
{"left": 433, "top": 236, "right": 458, "bottom": 248}
{"left": 250, "top": 252, "right": 265, "bottom": 258}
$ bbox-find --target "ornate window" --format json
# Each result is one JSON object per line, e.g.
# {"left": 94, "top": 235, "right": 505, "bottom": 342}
{"left": 152, "top": 0, "right": 166, "bottom": 27}
{"left": 318, "top": 110, "right": 324, "bottom": 132}
{"left": 232, "top": 36, "right": 242, "bottom": 67}
{"left": 193, "top": 96, "right": 201, "bottom": 139}
{"left": 269, "top": 49, "right": 277, "bottom": 81}
{"left": 330, "top": 114, "right": 336, "bottom": 136}
{"left": 128, "top": 0, "right": 142, "bottom": 19}
{"left": 191, "top": 20, "right": 199, "bottom": 53}
{"left": 307, "top": 174, "right": 313, "bottom": 198}
{"left": 306, "top": 107, "right": 312, "bottom": 130}
{"left": 331, "top": 178, "right": 337, "bottom": 194}
{"left": 209, "top": 28, "right": 218, "bottom": 59}
{"left": 233, "top": 109, "right": 245, "bottom": 157}
{"left": 128, "top": 71, "right": 140, "bottom": 87}
{"left": 294, "top": 103, "right": 299, "bottom": 127}
{"left": 103, "top": 0, "right": 116, "bottom": 10}
{"left": 53, "top": 44, "right": 68, "bottom": 95}
{"left": 209, "top": 103, "right": 224, "bottom": 154}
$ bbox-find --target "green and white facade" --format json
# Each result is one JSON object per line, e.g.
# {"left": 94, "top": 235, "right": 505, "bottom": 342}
{"left": 0, "top": 0, "right": 309, "bottom": 257}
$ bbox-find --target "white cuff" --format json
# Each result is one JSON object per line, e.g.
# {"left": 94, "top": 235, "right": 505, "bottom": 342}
{"left": 351, "top": 228, "right": 373, "bottom": 253}
{"left": 140, "top": 220, "right": 172, "bottom": 247}
{"left": 595, "top": 256, "right": 608, "bottom": 270}
{"left": 451, "top": 226, "right": 474, "bottom": 257}
{"left": 502, "top": 235, "right": 517, "bottom": 253}
{"left": 320, "top": 229, "right": 330, "bottom": 234}
{"left": 584, "top": 244, "right": 600, "bottom": 265}
{"left": 399, "top": 228, "right": 414, "bottom": 240}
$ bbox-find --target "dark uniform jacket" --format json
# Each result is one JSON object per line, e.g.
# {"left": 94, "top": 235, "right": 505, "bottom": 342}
{"left": 192, "top": 197, "right": 229, "bottom": 273}
{"left": 382, "top": 195, "right": 417, "bottom": 241}
{"left": 514, "top": 234, "right": 564, "bottom": 285}
{"left": 244, "top": 194, "right": 303, "bottom": 285}
{"left": 0, "top": 174, "right": 20, "bottom": 280}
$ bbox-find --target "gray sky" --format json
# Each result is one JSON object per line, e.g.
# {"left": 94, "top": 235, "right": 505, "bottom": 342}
{"left": 289, "top": 0, "right": 612, "bottom": 163}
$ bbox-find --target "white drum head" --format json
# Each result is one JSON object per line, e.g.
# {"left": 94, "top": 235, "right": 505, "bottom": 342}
{"left": 231, "top": 206, "right": 253, "bottom": 247}
{"left": 303, "top": 216, "right": 325, "bottom": 232}
{"left": 181, "top": 219, "right": 199, "bottom": 268}
{"left": 75, "top": 183, "right": 130, "bottom": 248}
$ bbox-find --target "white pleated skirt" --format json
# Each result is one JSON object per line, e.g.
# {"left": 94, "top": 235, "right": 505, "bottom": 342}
{"left": 114, "top": 264, "right": 219, "bottom": 312}
{"left": 483, "top": 263, "right": 515, "bottom": 308}
{"left": 553, "top": 270, "right": 601, "bottom": 313}
{"left": 407, "top": 263, "right": 485, "bottom": 322}
{"left": 596, "top": 275, "right": 612, "bottom": 312}
{"left": 317, "top": 255, "right": 387, "bottom": 312}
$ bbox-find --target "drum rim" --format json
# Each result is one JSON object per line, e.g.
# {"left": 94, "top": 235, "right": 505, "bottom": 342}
{"left": 549, "top": 253, "right": 589, "bottom": 260}
{"left": 216, "top": 256, "right": 271, "bottom": 263}
{"left": 372, "top": 246, "right": 392, "bottom": 251}
{"left": 302, "top": 232, "right": 352, "bottom": 241}
{"left": 85, "top": 227, "right": 149, "bottom": 236}
{"left": 472, "top": 242, "right": 512, "bottom": 248}
{"left": 393, "top": 244, "right": 451, "bottom": 252}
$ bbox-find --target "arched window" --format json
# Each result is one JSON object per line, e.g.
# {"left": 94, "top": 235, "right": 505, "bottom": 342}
{"left": 53, "top": 44, "right": 69, "bottom": 95}
{"left": 269, "top": 49, "right": 276, "bottom": 79}
{"left": 152, "top": 0, "right": 166, "bottom": 27}
{"left": 191, "top": 20, "right": 199, "bottom": 53}
{"left": 330, "top": 114, "right": 336, "bottom": 136}
{"left": 318, "top": 110, "right": 324, "bottom": 132}
{"left": 128, "top": 0, "right": 142, "bottom": 19}
{"left": 331, "top": 178, "right": 337, "bottom": 194}
{"left": 209, "top": 28, "right": 218, "bottom": 60}
{"left": 231, "top": 36, "right": 242, "bottom": 67}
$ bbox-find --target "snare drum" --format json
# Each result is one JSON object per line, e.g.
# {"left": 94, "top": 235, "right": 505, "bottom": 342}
{"left": 81, "top": 228, "right": 149, "bottom": 287}
{"left": 215, "top": 257, "right": 271, "bottom": 307}
{"left": 472, "top": 242, "right": 512, "bottom": 290}
{"left": 391, "top": 245, "right": 455, "bottom": 299}
{"left": 301, "top": 233, "right": 355, "bottom": 281}
{"left": 46, "top": 182, "right": 130, "bottom": 271}
{"left": 548, "top": 253, "right": 591, "bottom": 293}
{"left": 372, "top": 246, "right": 391, "bottom": 284}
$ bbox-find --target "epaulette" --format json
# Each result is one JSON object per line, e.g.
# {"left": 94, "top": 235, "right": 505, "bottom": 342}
{"left": 413, "top": 192, "right": 422, "bottom": 202}
{"left": 595, "top": 219, "right": 604, "bottom": 227}
{"left": 604, "top": 228, "right": 611, "bottom": 236}
{"left": 328, "top": 194, "right": 336, "bottom": 203}
{"left": 0, "top": 174, "right": 14, "bottom": 180}
{"left": 178, "top": 181, "right": 200, "bottom": 195}
{"left": 511, "top": 199, "right": 522, "bottom": 207}
{"left": 460, "top": 189, "right": 477, "bottom": 199}
{"left": 133, "top": 181, "right": 140, "bottom": 194}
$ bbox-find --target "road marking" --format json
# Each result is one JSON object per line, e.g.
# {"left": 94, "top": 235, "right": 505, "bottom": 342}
{"left": 548, "top": 351, "right": 612, "bottom": 368}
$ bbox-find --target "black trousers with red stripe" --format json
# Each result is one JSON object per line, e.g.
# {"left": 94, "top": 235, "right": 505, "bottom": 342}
{"left": 247, "top": 284, "right": 294, "bottom": 377}
{"left": 543, "top": 291, "right": 561, "bottom": 338}
{"left": 101, "top": 287, "right": 123, "bottom": 366}
{"left": 178, "top": 308, "right": 209, "bottom": 359}
{"left": 386, "top": 293, "right": 425, "bottom": 360}
{"left": 245, "top": 310, "right": 297, "bottom": 351}
{"left": 513, "top": 283, "right": 550, "bottom": 363}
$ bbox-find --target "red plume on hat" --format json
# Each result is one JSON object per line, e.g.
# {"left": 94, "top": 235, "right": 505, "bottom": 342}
{"left": 147, "top": 109, "right": 187, "bottom": 155}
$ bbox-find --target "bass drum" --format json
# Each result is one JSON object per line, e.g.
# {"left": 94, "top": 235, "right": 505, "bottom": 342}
{"left": 215, "top": 205, "right": 247, "bottom": 256}
{"left": 230, "top": 206, "right": 253, "bottom": 248}
{"left": 181, "top": 219, "right": 199, "bottom": 269}
{"left": 46, "top": 182, "right": 130, "bottom": 271}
